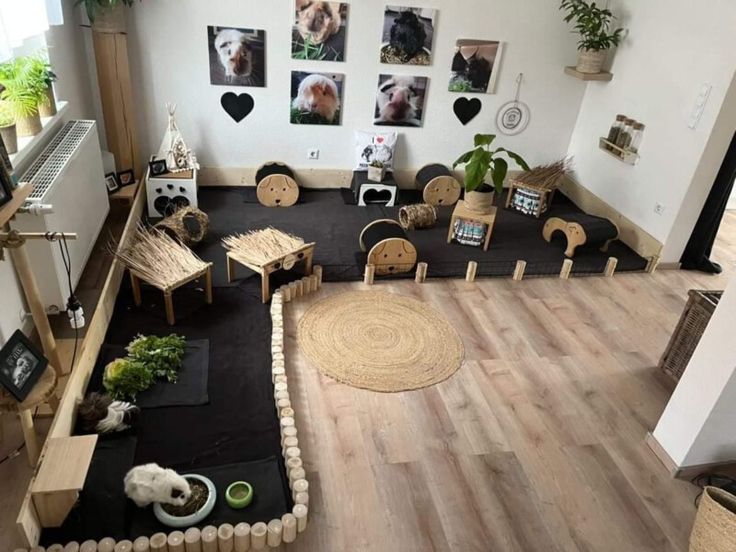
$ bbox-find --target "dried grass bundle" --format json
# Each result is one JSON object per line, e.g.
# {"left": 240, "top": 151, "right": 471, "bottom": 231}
{"left": 114, "top": 224, "right": 209, "bottom": 290}
{"left": 515, "top": 158, "right": 573, "bottom": 190}
{"left": 223, "top": 227, "right": 305, "bottom": 267}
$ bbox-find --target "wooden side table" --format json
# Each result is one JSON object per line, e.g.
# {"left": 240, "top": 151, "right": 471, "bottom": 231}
{"left": 505, "top": 179, "right": 558, "bottom": 218}
{"left": 447, "top": 200, "right": 497, "bottom": 251}
{"left": 227, "top": 242, "right": 315, "bottom": 303}
{"left": 0, "top": 366, "right": 59, "bottom": 466}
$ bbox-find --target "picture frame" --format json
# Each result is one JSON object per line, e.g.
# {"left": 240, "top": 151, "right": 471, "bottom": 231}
{"left": 148, "top": 158, "right": 169, "bottom": 178}
{"left": 117, "top": 169, "right": 135, "bottom": 187}
{"left": 208, "top": 26, "right": 267, "bottom": 87}
{"left": 0, "top": 330, "right": 48, "bottom": 402}
{"left": 105, "top": 173, "right": 120, "bottom": 194}
{"left": 449, "top": 40, "right": 504, "bottom": 94}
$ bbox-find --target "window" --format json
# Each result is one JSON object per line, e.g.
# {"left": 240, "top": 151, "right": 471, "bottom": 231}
{"left": 0, "top": 0, "right": 63, "bottom": 61}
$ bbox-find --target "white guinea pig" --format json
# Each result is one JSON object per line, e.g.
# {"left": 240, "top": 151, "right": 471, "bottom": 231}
{"left": 124, "top": 463, "right": 191, "bottom": 508}
{"left": 292, "top": 74, "right": 340, "bottom": 122}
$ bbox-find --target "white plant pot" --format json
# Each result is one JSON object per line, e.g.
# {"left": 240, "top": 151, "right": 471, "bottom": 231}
{"left": 576, "top": 49, "right": 607, "bottom": 74}
{"left": 367, "top": 166, "right": 385, "bottom": 183}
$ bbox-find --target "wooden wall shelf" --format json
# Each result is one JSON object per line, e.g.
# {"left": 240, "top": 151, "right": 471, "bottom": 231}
{"left": 564, "top": 66, "right": 613, "bottom": 82}
{"left": 599, "top": 138, "right": 640, "bottom": 165}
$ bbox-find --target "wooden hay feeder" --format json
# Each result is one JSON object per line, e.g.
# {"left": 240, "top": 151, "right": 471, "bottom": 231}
{"left": 256, "top": 163, "right": 299, "bottom": 207}
{"left": 359, "top": 219, "right": 418, "bottom": 276}
{"left": 416, "top": 164, "right": 462, "bottom": 207}
{"left": 542, "top": 214, "right": 619, "bottom": 258}
{"left": 115, "top": 226, "right": 213, "bottom": 326}
{"left": 155, "top": 207, "right": 209, "bottom": 247}
{"left": 505, "top": 159, "right": 570, "bottom": 218}
{"left": 223, "top": 228, "right": 315, "bottom": 303}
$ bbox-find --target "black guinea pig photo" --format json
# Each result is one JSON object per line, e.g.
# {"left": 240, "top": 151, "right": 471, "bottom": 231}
{"left": 380, "top": 6, "right": 436, "bottom": 66}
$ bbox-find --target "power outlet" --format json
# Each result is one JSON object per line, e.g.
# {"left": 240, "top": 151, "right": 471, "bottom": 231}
{"left": 307, "top": 148, "right": 320, "bottom": 160}
{"left": 654, "top": 203, "right": 665, "bottom": 215}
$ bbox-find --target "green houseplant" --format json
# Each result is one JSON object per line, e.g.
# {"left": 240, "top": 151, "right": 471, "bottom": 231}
{"left": 27, "top": 53, "right": 57, "bottom": 118}
{"left": 560, "top": 0, "right": 625, "bottom": 74}
{"left": 453, "top": 134, "right": 529, "bottom": 213}
{"left": 0, "top": 102, "right": 17, "bottom": 154}
{"left": 0, "top": 56, "right": 49, "bottom": 137}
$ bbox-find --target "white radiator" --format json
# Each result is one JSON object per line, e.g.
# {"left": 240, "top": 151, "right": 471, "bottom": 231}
{"left": 14, "top": 120, "right": 110, "bottom": 313}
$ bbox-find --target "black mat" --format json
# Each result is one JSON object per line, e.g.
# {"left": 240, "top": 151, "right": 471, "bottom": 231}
{"left": 129, "top": 456, "right": 291, "bottom": 538}
{"left": 190, "top": 188, "right": 647, "bottom": 287}
{"left": 88, "top": 340, "right": 210, "bottom": 408}
{"left": 42, "top": 435, "right": 138, "bottom": 545}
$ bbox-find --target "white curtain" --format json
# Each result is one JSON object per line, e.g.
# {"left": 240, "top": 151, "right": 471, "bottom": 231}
{"left": 0, "top": 0, "right": 64, "bottom": 62}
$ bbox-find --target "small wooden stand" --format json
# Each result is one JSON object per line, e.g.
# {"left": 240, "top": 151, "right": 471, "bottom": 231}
{"left": 505, "top": 179, "right": 557, "bottom": 218}
{"left": 447, "top": 200, "right": 497, "bottom": 251}
{"left": 227, "top": 242, "right": 315, "bottom": 303}
{"left": 31, "top": 435, "right": 98, "bottom": 527}
{"left": 130, "top": 264, "right": 213, "bottom": 326}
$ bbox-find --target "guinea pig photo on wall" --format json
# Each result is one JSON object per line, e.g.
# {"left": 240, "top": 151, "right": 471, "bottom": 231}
{"left": 449, "top": 39, "right": 503, "bottom": 94}
{"left": 208, "top": 26, "right": 266, "bottom": 87}
{"left": 374, "top": 74, "right": 428, "bottom": 127}
{"left": 380, "top": 6, "right": 436, "bottom": 66}
{"left": 292, "top": 1, "right": 348, "bottom": 61}
{"left": 291, "top": 71, "right": 344, "bottom": 125}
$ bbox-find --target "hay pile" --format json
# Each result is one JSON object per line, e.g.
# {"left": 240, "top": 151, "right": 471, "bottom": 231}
{"left": 114, "top": 225, "right": 209, "bottom": 289}
{"left": 514, "top": 158, "right": 573, "bottom": 191}
{"left": 223, "top": 227, "right": 305, "bottom": 267}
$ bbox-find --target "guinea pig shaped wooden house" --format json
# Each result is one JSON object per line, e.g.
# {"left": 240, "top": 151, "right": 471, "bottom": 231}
{"left": 359, "top": 219, "right": 418, "bottom": 276}
{"left": 255, "top": 162, "right": 300, "bottom": 207}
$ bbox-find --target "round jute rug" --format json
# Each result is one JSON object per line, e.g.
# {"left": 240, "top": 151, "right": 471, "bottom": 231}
{"left": 297, "top": 290, "right": 464, "bottom": 392}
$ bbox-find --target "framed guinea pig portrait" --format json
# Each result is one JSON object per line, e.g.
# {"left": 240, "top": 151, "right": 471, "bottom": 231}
{"left": 449, "top": 39, "right": 504, "bottom": 94}
{"left": 290, "top": 71, "right": 344, "bottom": 125}
{"left": 374, "top": 74, "right": 428, "bottom": 127}
{"left": 380, "top": 6, "right": 436, "bottom": 66}
{"left": 208, "top": 26, "right": 266, "bottom": 87}
{"left": 0, "top": 330, "right": 48, "bottom": 402}
{"left": 292, "top": 1, "right": 348, "bottom": 62}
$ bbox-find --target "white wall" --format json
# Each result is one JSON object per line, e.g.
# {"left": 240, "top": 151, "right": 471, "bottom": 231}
{"left": 566, "top": 0, "right": 736, "bottom": 262}
{"left": 0, "top": 4, "right": 100, "bottom": 343}
{"left": 653, "top": 277, "right": 736, "bottom": 467}
{"left": 126, "top": 0, "right": 586, "bottom": 173}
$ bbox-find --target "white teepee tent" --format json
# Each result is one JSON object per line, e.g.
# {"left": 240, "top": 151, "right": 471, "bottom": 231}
{"left": 156, "top": 103, "right": 199, "bottom": 173}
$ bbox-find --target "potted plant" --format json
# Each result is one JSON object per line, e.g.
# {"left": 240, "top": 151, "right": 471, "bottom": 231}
{"left": 77, "top": 0, "right": 141, "bottom": 33}
{"left": 0, "top": 57, "right": 49, "bottom": 137}
{"left": 0, "top": 102, "right": 17, "bottom": 154}
{"left": 453, "top": 134, "right": 529, "bottom": 214}
{"left": 27, "top": 53, "right": 57, "bottom": 118}
{"left": 367, "top": 160, "right": 386, "bottom": 183}
{"left": 560, "top": 0, "right": 625, "bottom": 74}
{"left": 154, "top": 474, "right": 217, "bottom": 528}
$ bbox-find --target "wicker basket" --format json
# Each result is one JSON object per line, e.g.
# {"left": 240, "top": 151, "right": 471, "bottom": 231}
{"left": 690, "top": 486, "right": 736, "bottom": 552}
{"left": 659, "top": 290, "right": 723, "bottom": 381}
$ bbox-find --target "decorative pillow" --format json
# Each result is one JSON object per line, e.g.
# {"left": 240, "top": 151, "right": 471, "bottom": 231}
{"left": 355, "top": 131, "right": 397, "bottom": 171}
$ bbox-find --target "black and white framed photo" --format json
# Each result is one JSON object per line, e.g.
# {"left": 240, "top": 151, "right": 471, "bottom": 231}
{"left": 0, "top": 330, "right": 48, "bottom": 402}
{"left": 117, "top": 169, "right": 135, "bottom": 187}
{"left": 105, "top": 173, "right": 120, "bottom": 194}
{"left": 208, "top": 26, "right": 266, "bottom": 87}
{"left": 148, "top": 158, "right": 169, "bottom": 177}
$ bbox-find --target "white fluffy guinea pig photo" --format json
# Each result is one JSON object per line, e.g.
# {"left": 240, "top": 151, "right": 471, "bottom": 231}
{"left": 208, "top": 26, "right": 266, "bottom": 87}
{"left": 374, "top": 74, "right": 428, "bottom": 127}
{"left": 291, "top": 71, "right": 344, "bottom": 125}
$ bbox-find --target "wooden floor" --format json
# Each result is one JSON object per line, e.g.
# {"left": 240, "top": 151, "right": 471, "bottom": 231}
{"left": 1, "top": 211, "right": 735, "bottom": 550}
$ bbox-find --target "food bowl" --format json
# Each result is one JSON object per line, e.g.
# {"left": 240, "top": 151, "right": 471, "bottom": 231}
{"left": 226, "top": 481, "right": 254, "bottom": 509}
{"left": 153, "top": 474, "right": 216, "bottom": 528}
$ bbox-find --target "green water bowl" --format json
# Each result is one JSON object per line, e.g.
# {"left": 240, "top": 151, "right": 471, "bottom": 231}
{"left": 226, "top": 481, "right": 253, "bottom": 509}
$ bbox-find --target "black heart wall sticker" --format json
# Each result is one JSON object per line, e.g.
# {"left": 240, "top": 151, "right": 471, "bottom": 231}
{"left": 453, "top": 97, "right": 482, "bottom": 125}
{"left": 221, "top": 92, "right": 255, "bottom": 123}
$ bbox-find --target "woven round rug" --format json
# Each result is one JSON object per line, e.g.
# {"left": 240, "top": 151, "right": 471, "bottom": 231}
{"left": 297, "top": 290, "right": 464, "bottom": 392}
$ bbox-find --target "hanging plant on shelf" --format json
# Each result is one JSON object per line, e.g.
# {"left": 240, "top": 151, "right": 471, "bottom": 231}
{"left": 75, "top": 0, "right": 142, "bottom": 23}
{"left": 453, "top": 134, "right": 529, "bottom": 214}
{"left": 560, "top": 0, "right": 625, "bottom": 74}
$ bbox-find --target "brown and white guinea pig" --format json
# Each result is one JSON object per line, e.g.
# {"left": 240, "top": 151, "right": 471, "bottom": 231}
{"left": 389, "top": 10, "right": 427, "bottom": 61}
{"left": 375, "top": 75, "right": 421, "bottom": 126}
{"left": 214, "top": 28, "right": 253, "bottom": 79}
{"left": 292, "top": 74, "right": 340, "bottom": 122}
{"left": 296, "top": 1, "right": 342, "bottom": 45}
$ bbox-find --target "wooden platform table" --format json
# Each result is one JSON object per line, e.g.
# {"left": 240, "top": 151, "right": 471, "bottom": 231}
{"left": 227, "top": 242, "right": 315, "bottom": 303}
{"left": 447, "top": 200, "right": 497, "bottom": 251}
{"left": 505, "top": 178, "right": 557, "bottom": 218}
{"left": 129, "top": 263, "right": 213, "bottom": 325}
